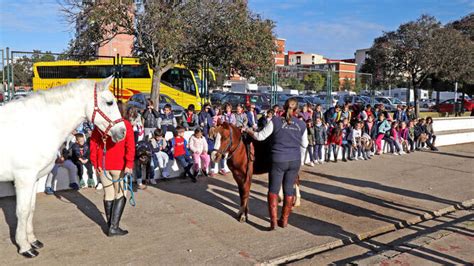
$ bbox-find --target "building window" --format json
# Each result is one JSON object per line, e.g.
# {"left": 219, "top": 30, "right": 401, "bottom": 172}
{"left": 312, "top": 56, "right": 315, "bottom": 65}
{"left": 296, "top": 56, "right": 301, "bottom": 65}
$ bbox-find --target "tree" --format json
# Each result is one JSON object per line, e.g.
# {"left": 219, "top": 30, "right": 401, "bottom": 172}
{"left": 12, "top": 50, "right": 56, "bottom": 87}
{"left": 341, "top": 77, "right": 353, "bottom": 91}
{"left": 329, "top": 72, "right": 340, "bottom": 91}
{"left": 282, "top": 77, "right": 304, "bottom": 91}
{"left": 303, "top": 72, "right": 324, "bottom": 92}
{"left": 362, "top": 15, "right": 442, "bottom": 116}
{"left": 431, "top": 27, "right": 474, "bottom": 86}
{"left": 62, "top": 0, "right": 276, "bottom": 109}
{"left": 447, "top": 13, "right": 474, "bottom": 41}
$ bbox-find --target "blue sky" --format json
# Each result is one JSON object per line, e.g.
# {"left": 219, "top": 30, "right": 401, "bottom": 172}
{"left": 0, "top": 0, "right": 472, "bottom": 58}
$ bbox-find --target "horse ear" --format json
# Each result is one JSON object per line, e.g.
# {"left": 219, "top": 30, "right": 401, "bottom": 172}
{"left": 216, "top": 118, "right": 223, "bottom": 126}
{"left": 98, "top": 75, "right": 114, "bottom": 91}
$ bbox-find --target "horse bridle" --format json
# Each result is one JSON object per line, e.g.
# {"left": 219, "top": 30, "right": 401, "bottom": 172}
{"left": 90, "top": 83, "right": 124, "bottom": 138}
{"left": 213, "top": 125, "right": 242, "bottom": 159}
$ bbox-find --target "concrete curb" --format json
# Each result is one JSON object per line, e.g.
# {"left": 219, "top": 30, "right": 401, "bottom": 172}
{"left": 261, "top": 198, "right": 474, "bottom": 265}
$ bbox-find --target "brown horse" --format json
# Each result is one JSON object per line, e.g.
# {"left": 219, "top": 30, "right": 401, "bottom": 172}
{"left": 210, "top": 122, "right": 301, "bottom": 223}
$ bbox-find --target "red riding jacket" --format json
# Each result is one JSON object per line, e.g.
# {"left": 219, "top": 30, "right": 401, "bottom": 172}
{"left": 90, "top": 120, "right": 135, "bottom": 171}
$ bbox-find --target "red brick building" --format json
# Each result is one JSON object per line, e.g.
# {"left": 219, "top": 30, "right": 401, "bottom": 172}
{"left": 274, "top": 38, "right": 286, "bottom": 66}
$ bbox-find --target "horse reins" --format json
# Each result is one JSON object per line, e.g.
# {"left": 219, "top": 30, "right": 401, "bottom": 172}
{"left": 214, "top": 125, "right": 242, "bottom": 160}
{"left": 91, "top": 83, "right": 124, "bottom": 138}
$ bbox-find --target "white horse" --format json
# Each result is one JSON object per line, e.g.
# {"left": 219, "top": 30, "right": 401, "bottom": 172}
{"left": 0, "top": 77, "right": 125, "bottom": 258}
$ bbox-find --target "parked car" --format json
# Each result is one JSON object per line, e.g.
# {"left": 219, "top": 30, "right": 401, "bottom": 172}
{"left": 128, "top": 93, "right": 185, "bottom": 118}
{"left": 315, "top": 94, "right": 338, "bottom": 107}
{"left": 337, "top": 95, "right": 372, "bottom": 107}
{"left": 210, "top": 91, "right": 227, "bottom": 104}
{"left": 220, "top": 92, "right": 270, "bottom": 112}
{"left": 433, "top": 98, "right": 474, "bottom": 113}
{"left": 304, "top": 95, "right": 325, "bottom": 106}
{"left": 419, "top": 99, "right": 436, "bottom": 109}
{"left": 375, "top": 96, "right": 404, "bottom": 108}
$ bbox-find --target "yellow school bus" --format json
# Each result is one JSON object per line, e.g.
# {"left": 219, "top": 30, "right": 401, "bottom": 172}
{"left": 32, "top": 57, "right": 207, "bottom": 110}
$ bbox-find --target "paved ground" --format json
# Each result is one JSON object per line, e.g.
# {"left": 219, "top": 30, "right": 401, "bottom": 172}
{"left": 0, "top": 143, "right": 473, "bottom": 265}
{"left": 292, "top": 209, "right": 474, "bottom": 265}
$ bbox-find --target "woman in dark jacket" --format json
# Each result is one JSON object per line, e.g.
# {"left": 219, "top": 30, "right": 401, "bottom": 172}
{"left": 246, "top": 98, "right": 308, "bottom": 230}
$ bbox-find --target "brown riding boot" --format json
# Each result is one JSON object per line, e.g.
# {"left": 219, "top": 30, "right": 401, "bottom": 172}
{"left": 278, "top": 195, "right": 295, "bottom": 228}
{"left": 267, "top": 193, "right": 279, "bottom": 230}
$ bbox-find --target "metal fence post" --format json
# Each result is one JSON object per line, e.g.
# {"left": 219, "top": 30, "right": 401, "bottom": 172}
{"left": 5, "top": 47, "right": 10, "bottom": 100}
{"left": 0, "top": 49, "right": 4, "bottom": 97}
{"left": 10, "top": 51, "right": 15, "bottom": 97}
{"left": 326, "top": 68, "right": 332, "bottom": 108}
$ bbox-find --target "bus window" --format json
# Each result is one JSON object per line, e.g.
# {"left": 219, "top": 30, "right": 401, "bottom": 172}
{"left": 180, "top": 69, "right": 196, "bottom": 96}
{"left": 161, "top": 68, "right": 196, "bottom": 96}
{"left": 121, "top": 65, "right": 150, "bottom": 78}
{"left": 161, "top": 69, "right": 181, "bottom": 88}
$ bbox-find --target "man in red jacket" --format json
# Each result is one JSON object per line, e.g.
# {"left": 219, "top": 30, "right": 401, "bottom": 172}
{"left": 90, "top": 118, "right": 135, "bottom": 237}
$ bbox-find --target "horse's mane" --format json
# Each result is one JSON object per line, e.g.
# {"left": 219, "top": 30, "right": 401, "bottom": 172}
{"left": 6, "top": 79, "right": 93, "bottom": 108}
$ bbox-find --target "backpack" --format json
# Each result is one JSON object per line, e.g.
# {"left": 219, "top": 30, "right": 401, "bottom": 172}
{"left": 136, "top": 140, "right": 152, "bottom": 160}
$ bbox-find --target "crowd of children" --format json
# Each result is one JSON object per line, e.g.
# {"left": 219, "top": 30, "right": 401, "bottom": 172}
{"left": 45, "top": 98, "right": 439, "bottom": 194}
{"left": 303, "top": 102, "right": 438, "bottom": 166}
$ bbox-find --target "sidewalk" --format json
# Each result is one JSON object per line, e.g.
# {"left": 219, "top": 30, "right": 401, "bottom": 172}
{"left": 293, "top": 209, "right": 473, "bottom": 265}
{"left": 0, "top": 143, "right": 473, "bottom": 264}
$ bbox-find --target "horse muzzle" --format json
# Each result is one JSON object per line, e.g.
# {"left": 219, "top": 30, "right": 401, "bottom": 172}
{"left": 110, "top": 125, "right": 126, "bottom": 143}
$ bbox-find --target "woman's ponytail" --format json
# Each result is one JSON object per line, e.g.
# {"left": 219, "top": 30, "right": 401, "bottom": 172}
{"left": 283, "top": 98, "right": 298, "bottom": 124}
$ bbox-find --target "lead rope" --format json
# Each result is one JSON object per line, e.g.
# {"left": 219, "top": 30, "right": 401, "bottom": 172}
{"left": 101, "top": 138, "right": 136, "bottom": 207}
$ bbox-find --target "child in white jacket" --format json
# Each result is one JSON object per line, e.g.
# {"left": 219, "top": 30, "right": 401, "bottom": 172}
{"left": 189, "top": 128, "right": 210, "bottom": 178}
{"left": 350, "top": 121, "right": 363, "bottom": 160}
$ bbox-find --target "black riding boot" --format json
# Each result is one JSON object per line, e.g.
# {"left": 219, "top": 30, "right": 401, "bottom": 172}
{"left": 103, "top": 200, "right": 113, "bottom": 227}
{"left": 108, "top": 197, "right": 128, "bottom": 237}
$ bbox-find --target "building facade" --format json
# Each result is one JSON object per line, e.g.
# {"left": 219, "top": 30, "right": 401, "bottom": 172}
{"left": 288, "top": 51, "right": 326, "bottom": 66}
{"left": 274, "top": 38, "right": 286, "bottom": 66}
{"left": 354, "top": 48, "right": 370, "bottom": 72}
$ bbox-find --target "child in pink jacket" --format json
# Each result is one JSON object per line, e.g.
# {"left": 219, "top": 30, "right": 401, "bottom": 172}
{"left": 189, "top": 128, "right": 211, "bottom": 178}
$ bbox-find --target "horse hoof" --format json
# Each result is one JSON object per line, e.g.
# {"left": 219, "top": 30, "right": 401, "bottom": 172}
{"left": 31, "top": 240, "right": 44, "bottom": 249}
{"left": 238, "top": 215, "right": 246, "bottom": 223}
{"left": 20, "top": 248, "right": 39, "bottom": 258}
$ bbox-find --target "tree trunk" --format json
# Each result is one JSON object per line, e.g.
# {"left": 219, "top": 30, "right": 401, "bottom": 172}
{"left": 412, "top": 76, "right": 420, "bottom": 118}
{"left": 151, "top": 70, "right": 162, "bottom": 110}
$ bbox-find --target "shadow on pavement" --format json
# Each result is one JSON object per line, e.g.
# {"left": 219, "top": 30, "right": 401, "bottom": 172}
{"left": 431, "top": 151, "right": 474, "bottom": 159}
{"left": 156, "top": 176, "right": 359, "bottom": 241}
{"left": 333, "top": 213, "right": 474, "bottom": 265}
{"left": 0, "top": 195, "right": 17, "bottom": 247}
{"left": 55, "top": 191, "right": 108, "bottom": 234}
{"left": 303, "top": 170, "right": 459, "bottom": 206}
